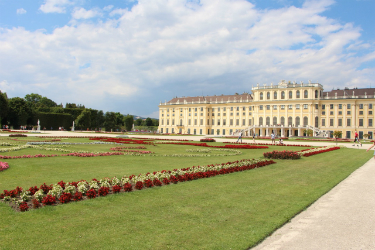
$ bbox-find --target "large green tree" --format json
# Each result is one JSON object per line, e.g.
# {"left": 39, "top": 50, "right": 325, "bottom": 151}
{"left": 124, "top": 114, "right": 134, "bottom": 131}
{"left": 0, "top": 90, "right": 9, "bottom": 126}
{"left": 75, "top": 109, "right": 91, "bottom": 129}
{"left": 7, "top": 97, "right": 32, "bottom": 128}
{"left": 104, "top": 112, "right": 117, "bottom": 131}
{"left": 145, "top": 117, "right": 153, "bottom": 126}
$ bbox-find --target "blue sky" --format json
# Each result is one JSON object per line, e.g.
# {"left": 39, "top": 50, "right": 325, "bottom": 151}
{"left": 0, "top": 0, "right": 374, "bottom": 118}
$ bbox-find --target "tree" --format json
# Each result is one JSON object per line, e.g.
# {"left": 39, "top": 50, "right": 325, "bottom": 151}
{"left": 135, "top": 118, "right": 143, "bottom": 126}
{"left": 145, "top": 117, "right": 153, "bottom": 126}
{"left": 333, "top": 130, "right": 342, "bottom": 145}
{"left": 103, "top": 112, "right": 117, "bottom": 131}
{"left": 124, "top": 115, "right": 134, "bottom": 131}
{"left": 0, "top": 90, "right": 9, "bottom": 127}
{"left": 75, "top": 109, "right": 91, "bottom": 130}
{"left": 7, "top": 97, "right": 32, "bottom": 128}
{"left": 303, "top": 129, "right": 313, "bottom": 137}
{"left": 115, "top": 112, "right": 124, "bottom": 128}
{"left": 96, "top": 110, "right": 104, "bottom": 129}
{"left": 152, "top": 119, "right": 159, "bottom": 126}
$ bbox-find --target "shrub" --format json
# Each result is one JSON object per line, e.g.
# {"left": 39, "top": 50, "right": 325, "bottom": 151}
{"left": 135, "top": 181, "right": 143, "bottom": 190}
{"left": 40, "top": 183, "right": 52, "bottom": 194}
{"left": 144, "top": 179, "right": 153, "bottom": 188}
{"left": 153, "top": 178, "right": 162, "bottom": 186}
{"left": 28, "top": 186, "right": 39, "bottom": 195}
{"left": 73, "top": 192, "right": 83, "bottom": 201}
{"left": 263, "top": 150, "right": 301, "bottom": 160}
{"left": 98, "top": 186, "right": 109, "bottom": 196}
{"left": 19, "top": 202, "right": 29, "bottom": 212}
{"left": 59, "top": 192, "right": 72, "bottom": 204}
{"left": 42, "top": 195, "right": 56, "bottom": 206}
{"left": 200, "top": 138, "right": 216, "bottom": 142}
{"left": 124, "top": 183, "right": 133, "bottom": 192}
{"left": 32, "top": 199, "right": 41, "bottom": 209}
{"left": 112, "top": 185, "right": 121, "bottom": 193}
{"left": 86, "top": 189, "right": 96, "bottom": 199}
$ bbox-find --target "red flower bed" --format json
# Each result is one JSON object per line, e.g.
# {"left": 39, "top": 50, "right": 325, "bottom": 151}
{"left": 200, "top": 138, "right": 216, "bottom": 142}
{"left": 302, "top": 147, "right": 340, "bottom": 157}
{"left": 42, "top": 195, "right": 56, "bottom": 205}
{"left": 1, "top": 159, "right": 276, "bottom": 212}
{"left": 263, "top": 150, "right": 301, "bottom": 160}
{"left": 98, "top": 187, "right": 109, "bottom": 196}
{"left": 19, "top": 201, "right": 29, "bottom": 212}
{"left": 86, "top": 189, "right": 97, "bottom": 199}
{"left": 9, "top": 134, "right": 27, "bottom": 137}
{"left": 59, "top": 193, "right": 72, "bottom": 203}
{"left": 0, "top": 161, "right": 9, "bottom": 171}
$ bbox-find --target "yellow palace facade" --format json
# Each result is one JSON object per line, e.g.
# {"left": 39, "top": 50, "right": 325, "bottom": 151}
{"left": 158, "top": 81, "right": 375, "bottom": 139}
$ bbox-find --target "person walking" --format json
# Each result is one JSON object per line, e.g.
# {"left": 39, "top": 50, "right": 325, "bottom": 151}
{"left": 271, "top": 132, "right": 275, "bottom": 145}
{"left": 237, "top": 130, "right": 243, "bottom": 143}
{"left": 366, "top": 132, "right": 375, "bottom": 159}
{"left": 352, "top": 131, "right": 362, "bottom": 147}
{"left": 252, "top": 133, "right": 256, "bottom": 143}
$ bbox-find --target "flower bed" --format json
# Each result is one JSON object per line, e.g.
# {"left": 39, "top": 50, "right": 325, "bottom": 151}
{"left": 9, "top": 134, "right": 27, "bottom": 137}
{"left": 157, "top": 142, "right": 268, "bottom": 149}
{"left": 299, "top": 146, "right": 341, "bottom": 157}
{"left": 223, "top": 142, "right": 310, "bottom": 147}
{"left": 263, "top": 150, "right": 301, "bottom": 160}
{"left": 0, "top": 161, "right": 9, "bottom": 171}
{"left": 200, "top": 138, "right": 216, "bottom": 142}
{"left": 0, "top": 159, "right": 275, "bottom": 212}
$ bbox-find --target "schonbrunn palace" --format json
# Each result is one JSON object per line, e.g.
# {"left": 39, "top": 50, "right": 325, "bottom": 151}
{"left": 158, "top": 80, "right": 375, "bottom": 139}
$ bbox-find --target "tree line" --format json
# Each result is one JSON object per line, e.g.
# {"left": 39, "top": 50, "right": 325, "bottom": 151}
{"left": 0, "top": 91, "right": 158, "bottom": 131}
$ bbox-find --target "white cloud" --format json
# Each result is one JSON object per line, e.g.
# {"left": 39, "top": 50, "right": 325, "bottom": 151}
{"left": 39, "top": 0, "right": 73, "bottom": 14}
{"left": 72, "top": 7, "right": 102, "bottom": 20}
{"left": 1, "top": 0, "right": 374, "bottom": 116}
{"left": 16, "top": 8, "right": 27, "bottom": 15}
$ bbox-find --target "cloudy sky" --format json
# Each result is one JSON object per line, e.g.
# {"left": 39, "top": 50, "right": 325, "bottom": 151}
{"left": 0, "top": 0, "right": 374, "bottom": 118}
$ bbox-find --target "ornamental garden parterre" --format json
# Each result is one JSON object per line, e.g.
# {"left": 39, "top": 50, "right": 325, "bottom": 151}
{"left": 0, "top": 136, "right": 340, "bottom": 212}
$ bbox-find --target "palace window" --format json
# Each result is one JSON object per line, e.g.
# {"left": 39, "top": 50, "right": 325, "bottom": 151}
{"left": 274, "top": 91, "right": 277, "bottom": 99}
{"left": 359, "top": 104, "right": 363, "bottom": 109}
{"left": 347, "top": 118, "right": 351, "bottom": 126}
{"left": 273, "top": 105, "right": 277, "bottom": 110}
{"left": 339, "top": 104, "right": 342, "bottom": 109}
{"left": 322, "top": 111, "right": 326, "bottom": 115}
{"left": 281, "top": 91, "right": 285, "bottom": 99}
{"left": 266, "top": 105, "right": 270, "bottom": 110}
{"left": 288, "top": 105, "right": 293, "bottom": 109}
{"left": 217, "top": 119, "right": 220, "bottom": 125}
{"left": 267, "top": 92, "right": 270, "bottom": 100}
{"left": 347, "top": 104, "right": 351, "bottom": 109}
{"left": 322, "top": 104, "right": 325, "bottom": 110}
{"left": 322, "top": 119, "right": 325, "bottom": 126}
{"left": 266, "top": 117, "right": 270, "bottom": 125}
{"left": 304, "top": 90, "right": 308, "bottom": 98}
{"left": 369, "top": 119, "right": 373, "bottom": 127}
{"left": 223, "top": 119, "right": 226, "bottom": 125}
{"left": 281, "top": 105, "right": 285, "bottom": 110}
{"left": 236, "top": 119, "right": 239, "bottom": 125}
{"left": 330, "top": 104, "right": 334, "bottom": 109}
{"left": 338, "top": 118, "right": 342, "bottom": 126}
{"left": 259, "top": 117, "right": 263, "bottom": 126}
{"left": 296, "top": 90, "right": 300, "bottom": 98}
{"left": 330, "top": 119, "right": 334, "bottom": 126}
{"left": 259, "top": 105, "right": 263, "bottom": 110}
{"left": 359, "top": 119, "right": 363, "bottom": 126}
{"left": 369, "top": 104, "right": 373, "bottom": 109}
{"left": 289, "top": 91, "right": 293, "bottom": 99}
{"left": 303, "top": 104, "right": 308, "bottom": 109}
{"left": 347, "top": 111, "right": 351, "bottom": 115}
{"left": 230, "top": 119, "right": 233, "bottom": 125}
{"left": 296, "top": 104, "right": 300, "bottom": 109}
{"left": 260, "top": 92, "right": 263, "bottom": 100}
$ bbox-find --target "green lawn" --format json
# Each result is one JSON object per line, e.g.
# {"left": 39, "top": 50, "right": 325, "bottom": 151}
{"left": 0, "top": 137, "right": 372, "bottom": 249}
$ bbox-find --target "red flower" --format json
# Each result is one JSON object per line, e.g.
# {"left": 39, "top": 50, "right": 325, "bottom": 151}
{"left": 124, "top": 183, "right": 133, "bottom": 192}
{"left": 98, "top": 186, "right": 109, "bottom": 196}
{"left": 59, "top": 192, "right": 72, "bottom": 203}
{"left": 42, "top": 195, "right": 56, "bottom": 206}
{"left": 86, "top": 189, "right": 97, "bottom": 199}
{"left": 19, "top": 202, "right": 29, "bottom": 212}
{"left": 73, "top": 192, "right": 83, "bottom": 201}
{"left": 135, "top": 181, "right": 144, "bottom": 190}
{"left": 112, "top": 185, "right": 121, "bottom": 193}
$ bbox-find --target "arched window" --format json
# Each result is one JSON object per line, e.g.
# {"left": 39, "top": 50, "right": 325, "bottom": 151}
{"left": 266, "top": 117, "right": 270, "bottom": 125}
{"left": 296, "top": 90, "right": 300, "bottom": 98}
{"left": 273, "top": 117, "right": 277, "bottom": 125}
{"left": 289, "top": 91, "right": 293, "bottom": 99}
{"left": 259, "top": 117, "right": 263, "bottom": 126}
{"left": 281, "top": 117, "right": 285, "bottom": 126}
{"left": 180, "top": 119, "right": 183, "bottom": 126}
{"left": 288, "top": 117, "right": 293, "bottom": 126}
{"left": 304, "top": 90, "right": 308, "bottom": 98}
{"left": 281, "top": 91, "right": 285, "bottom": 99}
{"left": 315, "top": 116, "right": 319, "bottom": 127}
{"left": 295, "top": 116, "right": 300, "bottom": 126}
{"left": 274, "top": 91, "right": 277, "bottom": 99}
{"left": 267, "top": 92, "right": 270, "bottom": 100}
{"left": 315, "top": 90, "right": 318, "bottom": 99}
{"left": 260, "top": 92, "right": 263, "bottom": 100}
{"left": 303, "top": 116, "right": 308, "bottom": 126}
